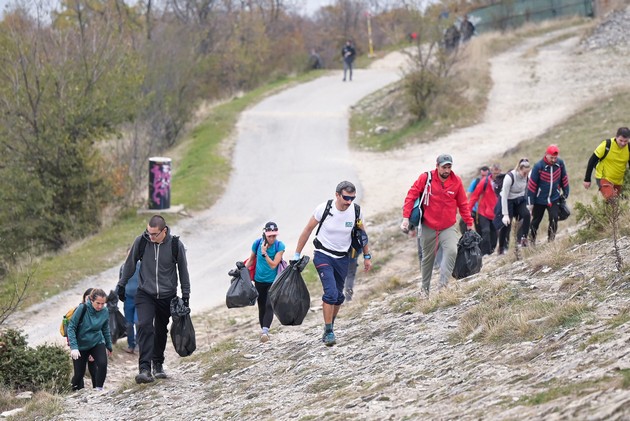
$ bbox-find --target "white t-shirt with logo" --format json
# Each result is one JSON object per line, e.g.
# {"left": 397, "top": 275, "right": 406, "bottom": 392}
{"left": 313, "top": 201, "right": 362, "bottom": 258}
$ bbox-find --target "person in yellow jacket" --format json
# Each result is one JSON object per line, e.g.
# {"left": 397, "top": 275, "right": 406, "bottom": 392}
{"left": 584, "top": 127, "right": 630, "bottom": 201}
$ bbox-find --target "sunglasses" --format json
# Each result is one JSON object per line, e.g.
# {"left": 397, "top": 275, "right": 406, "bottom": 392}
{"left": 264, "top": 228, "right": 278, "bottom": 232}
{"left": 341, "top": 194, "right": 356, "bottom": 202}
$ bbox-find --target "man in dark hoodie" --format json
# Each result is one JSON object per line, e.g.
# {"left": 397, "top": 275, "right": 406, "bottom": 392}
{"left": 117, "top": 214, "right": 190, "bottom": 384}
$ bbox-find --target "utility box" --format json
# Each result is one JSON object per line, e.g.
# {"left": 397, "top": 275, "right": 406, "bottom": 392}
{"left": 148, "top": 157, "right": 171, "bottom": 210}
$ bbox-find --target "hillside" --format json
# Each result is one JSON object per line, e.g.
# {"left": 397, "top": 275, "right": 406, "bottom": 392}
{"left": 51, "top": 215, "right": 630, "bottom": 420}
{"left": 5, "top": 8, "right": 630, "bottom": 421}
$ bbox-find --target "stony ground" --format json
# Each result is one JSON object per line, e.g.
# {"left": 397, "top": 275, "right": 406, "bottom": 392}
{"left": 51, "top": 216, "right": 630, "bottom": 420}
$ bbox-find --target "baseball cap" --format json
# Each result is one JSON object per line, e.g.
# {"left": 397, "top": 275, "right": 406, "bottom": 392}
{"left": 264, "top": 222, "right": 279, "bottom": 235}
{"left": 546, "top": 145, "right": 559, "bottom": 156}
{"left": 436, "top": 154, "right": 453, "bottom": 166}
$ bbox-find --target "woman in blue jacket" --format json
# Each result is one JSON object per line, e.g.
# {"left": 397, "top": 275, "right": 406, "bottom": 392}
{"left": 68, "top": 288, "right": 113, "bottom": 391}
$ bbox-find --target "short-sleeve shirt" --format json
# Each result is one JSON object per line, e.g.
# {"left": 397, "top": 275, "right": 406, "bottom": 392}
{"left": 252, "top": 239, "right": 285, "bottom": 283}
{"left": 595, "top": 139, "right": 630, "bottom": 185}
{"left": 313, "top": 201, "right": 362, "bottom": 258}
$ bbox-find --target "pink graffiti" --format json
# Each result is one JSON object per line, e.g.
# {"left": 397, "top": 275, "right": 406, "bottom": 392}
{"left": 151, "top": 162, "right": 171, "bottom": 206}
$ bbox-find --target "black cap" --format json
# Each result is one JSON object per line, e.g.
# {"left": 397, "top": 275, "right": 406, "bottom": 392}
{"left": 264, "top": 222, "right": 279, "bottom": 232}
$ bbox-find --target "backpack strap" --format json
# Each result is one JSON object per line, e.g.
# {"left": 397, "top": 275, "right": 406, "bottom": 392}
{"left": 138, "top": 236, "right": 148, "bottom": 261}
{"left": 76, "top": 303, "right": 88, "bottom": 331}
{"left": 600, "top": 138, "right": 612, "bottom": 161}
{"left": 315, "top": 199, "right": 333, "bottom": 236}
{"left": 354, "top": 203, "right": 361, "bottom": 225}
{"left": 171, "top": 235, "right": 179, "bottom": 263}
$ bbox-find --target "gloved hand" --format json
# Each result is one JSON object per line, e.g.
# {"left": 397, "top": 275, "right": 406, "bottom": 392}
{"left": 182, "top": 296, "right": 190, "bottom": 308}
{"left": 70, "top": 349, "right": 81, "bottom": 360}
{"left": 293, "top": 252, "right": 301, "bottom": 261}
{"left": 502, "top": 215, "right": 510, "bottom": 226}
{"left": 117, "top": 284, "right": 125, "bottom": 303}
{"left": 400, "top": 218, "right": 410, "bottom": 233}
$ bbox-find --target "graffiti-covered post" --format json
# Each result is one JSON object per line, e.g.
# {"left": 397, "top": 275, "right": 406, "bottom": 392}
{"left": 148, "top": 157, "right": 171, "bottom": 210}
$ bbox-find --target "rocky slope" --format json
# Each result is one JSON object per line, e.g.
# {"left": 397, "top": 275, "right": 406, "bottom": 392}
{"left": 45, "top": 210, "right": 630, "bottom": 421}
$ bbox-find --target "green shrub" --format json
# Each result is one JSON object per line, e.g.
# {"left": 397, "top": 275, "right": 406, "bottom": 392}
{"left": 0, "top": 329, "right": 71, "bottom": 392}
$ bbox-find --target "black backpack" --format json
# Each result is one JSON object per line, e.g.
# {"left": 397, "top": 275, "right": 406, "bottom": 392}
{"left": 137, "top": 235, "right": 180, "bottom": 262}
{"left": 313, "top": 200, "right": 363, "bottom": 256}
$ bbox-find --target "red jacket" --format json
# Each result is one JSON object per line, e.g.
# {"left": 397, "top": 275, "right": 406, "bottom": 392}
{"left": 468, "top": 175, "right": 497, "bottom": 221}
{"left": 403, "top": 169, "right": 473, "bottom": 231}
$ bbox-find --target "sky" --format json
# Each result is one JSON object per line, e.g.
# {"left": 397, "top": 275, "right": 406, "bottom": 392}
{"left": 0, "top": 0, "right": 339, "bottom": 17}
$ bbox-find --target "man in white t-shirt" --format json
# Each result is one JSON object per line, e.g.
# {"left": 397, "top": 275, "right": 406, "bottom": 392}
{"left": 294, "top": 181, "right": 373, "bottom": 346}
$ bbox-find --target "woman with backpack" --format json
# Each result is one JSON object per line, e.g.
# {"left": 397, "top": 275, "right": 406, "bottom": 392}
{"left": 498, "top": 158, "right": 532, "bottom": 253}
{"left": 67, "top": 288, "right": 113, "bottom": 391}
{"left": 245, "top": 221, "right": 286, "bottom": 343}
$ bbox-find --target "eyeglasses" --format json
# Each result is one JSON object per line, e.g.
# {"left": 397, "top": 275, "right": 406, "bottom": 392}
{"left": 147, "top": 228, "right": 164, "bottom": 237}
{"left": 341, "top": 194, "right": 356, "bottom": 202}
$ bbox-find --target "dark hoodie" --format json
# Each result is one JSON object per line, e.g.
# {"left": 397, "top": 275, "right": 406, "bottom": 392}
{"left": 118, "top": 226, "right": 190, "bottom": 300}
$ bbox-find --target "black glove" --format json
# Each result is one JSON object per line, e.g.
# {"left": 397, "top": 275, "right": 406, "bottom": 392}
{"left": 117, "top": 285, "right": 126, "bottom": 303}
{"left": 182, "top": 296, "right": 189, "bottom": 308}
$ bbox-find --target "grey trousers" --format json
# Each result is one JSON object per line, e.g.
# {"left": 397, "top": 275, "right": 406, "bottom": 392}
{"left": 420, "top": 224, "right": 459, "bottom": 293}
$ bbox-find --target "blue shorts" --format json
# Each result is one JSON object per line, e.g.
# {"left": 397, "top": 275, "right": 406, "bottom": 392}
{"left": 313, "top": 251, "right": 349, "bottom": 305}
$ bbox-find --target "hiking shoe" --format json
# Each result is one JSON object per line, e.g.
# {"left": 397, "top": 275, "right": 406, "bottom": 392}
{"left": 519, "top": 238, "right": 529, "bottom": 247}
{"left": 323, "top": 331, "right": 336, "bottom": 347}
{"left": 345, "top": 288, "right": 353, "bottom": 301}
{"left": 260, "top": 333, "right": 270, "bottom": 343}
{"left": 153, "top": 363, "right": 167, "bottom": 379}
{"left": 124, "top": 347, "right": 135, "bottom": 354}
{"left": 135, "top": 370, "right": 154, "bottom": 384}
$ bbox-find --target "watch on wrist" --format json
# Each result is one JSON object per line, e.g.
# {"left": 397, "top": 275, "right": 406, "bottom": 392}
{"left": 262, "top": 253, "right": 267, "bottom": 258}
{"left": 363, "top": 253, "right": 372, "bottom": 260}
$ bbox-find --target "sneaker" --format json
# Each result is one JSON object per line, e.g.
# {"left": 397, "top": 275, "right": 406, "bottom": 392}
{"left": 421, "top": 288, "right": 430, "bottom": 299}
{"left": 323, "top": 331, "right": 336, "bottom": 347}
{"left": 260, "top": 333, "right": 270, "bottom": 343}
{"left": 519, "top": 238, "right": 528, "bottom": 247}
{"left": 153, "top": 362, "right": 167, "bottom": 379}
{"left": 345, "top": 288, "right": 353, "bottom": 301}
{"left": 135, "top": 370, "right": 154, "bottom": 384}
{"left": 124, "top": 347, "right": 135, "bottom": 354}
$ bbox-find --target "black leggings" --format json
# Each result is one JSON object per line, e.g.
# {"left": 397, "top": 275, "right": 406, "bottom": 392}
{"left": 71, "top": 343, "right": 108, "bottom": 390}
{"left": 255, "top": 281, "right": 274, "bottom": 329}
{"left": 499, "top": 198, "right": 531, "bottom": 249}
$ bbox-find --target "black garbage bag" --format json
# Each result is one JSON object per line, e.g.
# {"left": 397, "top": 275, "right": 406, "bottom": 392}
{"left": 226, "top": 261, "right": 259, "bottom": 308}
{"left": 170, "top": 296, "right": 196, "bottom": 357}
{"left": 452, "top": 230, "right": 483, "bottom": 280}
{"left": 558, "top": 195, "right": 571, "bottom": 221}
{"left": 268, "top": 256, "right": 311, "bottom": 326}
{"left": 107, "top": 290, "right": 128, "bottom": 344}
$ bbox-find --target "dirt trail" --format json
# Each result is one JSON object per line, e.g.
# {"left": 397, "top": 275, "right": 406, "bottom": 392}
{"left": 355, "top": 26, "right": 630, "bottom": 217}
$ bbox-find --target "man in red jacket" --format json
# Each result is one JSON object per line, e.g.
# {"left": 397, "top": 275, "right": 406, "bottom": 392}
{"left": 468, "top": 172, "right": 497, "bottom": 255}
{"left": 401, "top": 154, "right": 474, "bottom": 297}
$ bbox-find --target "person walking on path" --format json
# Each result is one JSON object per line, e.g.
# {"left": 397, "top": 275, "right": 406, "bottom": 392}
{"left": 527, "top": 145, "right": 570, "bottom": 244}
{"left": 583, "top": 127, "right": 630, "bottom": 202}
{"left": 117, "top": 214, "right": 191, "bottom": 384}
{"left": 119, "top": 257, "right": 140, "bottom": 354}
{"left": 499, "top": 158, "right": 532, "bottom": 250}
{"left": 294, "top": 181, "right": 372, "bottom": 346}
{"left": 68, "top": 288, "right": 112, "bottom": 391}
{"left": 245, "top": 221, "right": 286, "bottom": 343}
{"left": 341, "top": 40, "right": 356, "bottom": 82}
{"left": 468, "top": 170, "right": 497, "bottom": 255}
{"left": 401, "top": 154, "right": 474, "bottom": 297}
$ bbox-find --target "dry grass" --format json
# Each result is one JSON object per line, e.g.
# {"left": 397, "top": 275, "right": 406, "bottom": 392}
{"left": 452, "top": 280, "right": 590, "bottom": 344}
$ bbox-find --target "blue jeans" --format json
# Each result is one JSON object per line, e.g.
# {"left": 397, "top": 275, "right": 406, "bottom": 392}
{"left": 314, "top": 251, "right": 349, "bottom": 305}
{"left": 124, "top": 295, "right": 138, "bottom": 349}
